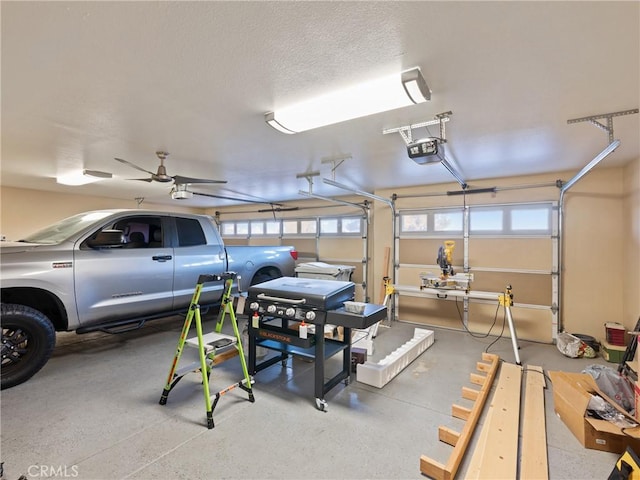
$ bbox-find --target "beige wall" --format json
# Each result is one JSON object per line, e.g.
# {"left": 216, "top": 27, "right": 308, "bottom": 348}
{"left": 624, "top": 158, "right": 640, "bottom": 330}
{"left": 0, "top": 186, "right": 203, "bottom": 241}
{"left": 561, "top": 167, "right": 624, "bottom": 338}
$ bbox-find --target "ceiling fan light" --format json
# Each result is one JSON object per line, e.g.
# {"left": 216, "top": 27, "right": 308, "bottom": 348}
{"left": 265, "top": 67, "right": 430, "bottom": 134}
{"left": 171, "top": 189, "right": 193, "bottom": 200}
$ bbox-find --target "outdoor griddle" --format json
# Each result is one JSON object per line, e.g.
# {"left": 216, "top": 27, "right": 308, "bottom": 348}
{"left": 246, "top": 277, "right": 386, "bottom": 411}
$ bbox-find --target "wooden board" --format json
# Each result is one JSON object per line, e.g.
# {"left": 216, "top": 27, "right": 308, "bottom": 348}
{"left": 420, "top": 353, "right": 500, "bottom": 480}
{"left": 520, "top": 366, "right": 548, "bottom": 480}
{"left": 379, "top": 246, "right": 391, "bottom": 303}
{"left": 438, "top": 426, "right": 460, "bottom": 447}
{"left": 451, "top": 404, "right": 471, "bottom": 421}
{"left": 464, "top": 398, "right": 494, "bottom": 479}
{"left": 474, "top": 362, "right": 523, "bottom": 479}
{"left": 461, "top": 386, "right": 479, "bottom": 401}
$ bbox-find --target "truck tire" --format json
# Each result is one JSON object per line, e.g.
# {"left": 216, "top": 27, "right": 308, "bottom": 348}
{"left": 250, "top": 268, "right": 282, "bottom": 286}
{"left": 1, "top": 304, "right": 56, "bottom": 389}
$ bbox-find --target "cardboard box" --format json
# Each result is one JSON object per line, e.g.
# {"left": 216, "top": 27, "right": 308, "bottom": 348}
{"left": 549, "top": 371, "right": 640, "bottom": 454}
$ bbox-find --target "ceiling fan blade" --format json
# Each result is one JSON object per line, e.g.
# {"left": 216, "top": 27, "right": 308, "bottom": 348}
{"left": 192, "top": 191, "right": 281, "bottom": 205}
{"left": 114, "top": 157, "right": 155, "bottom": 176}
{"left": 128, "top": 178, "right": 154, "bottom": 182}
{"left": 173, "top": 175, "right": 227, "bottom": 185}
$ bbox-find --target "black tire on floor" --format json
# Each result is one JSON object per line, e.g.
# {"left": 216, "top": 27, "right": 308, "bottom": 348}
{"left": 1, "top": 303, "right": 56, "bottom": 389}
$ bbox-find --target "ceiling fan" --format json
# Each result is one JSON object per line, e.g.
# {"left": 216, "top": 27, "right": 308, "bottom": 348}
{"left": 115, "top": 151, "right": 226, "bottom": 185}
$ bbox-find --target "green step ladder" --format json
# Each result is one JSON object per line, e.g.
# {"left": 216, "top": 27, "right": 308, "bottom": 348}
{"left": 159, "top": 272, "right": 255, "bottom": 429}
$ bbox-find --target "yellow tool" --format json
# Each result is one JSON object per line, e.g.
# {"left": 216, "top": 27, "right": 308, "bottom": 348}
{"left": 437, "top": 240, "right": 456, "bottom": 278}
{"left": 499, "top": 284, "right": 514, "bottom": 307}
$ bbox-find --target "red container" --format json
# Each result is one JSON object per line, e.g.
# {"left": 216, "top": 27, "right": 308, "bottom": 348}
{"left": 605, "top": 322, "right": 627, "bottom": 346}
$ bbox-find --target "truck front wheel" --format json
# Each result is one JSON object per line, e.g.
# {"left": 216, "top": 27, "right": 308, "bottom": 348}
{"left": 1, "top": 304, "right": 56, "bottom": 389}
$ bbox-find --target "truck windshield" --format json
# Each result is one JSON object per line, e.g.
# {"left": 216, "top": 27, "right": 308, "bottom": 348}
{"left": 19, "top": 211, "right": 114, "bottom": 244}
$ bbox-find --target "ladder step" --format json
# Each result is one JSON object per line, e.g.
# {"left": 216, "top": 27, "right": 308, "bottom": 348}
{"left": 212, "top": 348, "right": 239, "bottom": 365}
{"left": 174, "top": 361, "right": 202, "bottom": 378}
{"left": 186, "top": 332, "right": 237, "bottom": 354}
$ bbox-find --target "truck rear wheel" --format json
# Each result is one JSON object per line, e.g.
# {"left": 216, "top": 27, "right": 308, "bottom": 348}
{"left": 250, "top": 267, "right": 282, "bottom": 286}
{"left": 1, "top": 304, "right": 56, "bottom": 389}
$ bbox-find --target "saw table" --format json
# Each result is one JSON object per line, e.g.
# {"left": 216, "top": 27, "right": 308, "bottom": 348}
{"left": 393, "top": 284, "right": 521, "bottom": 365}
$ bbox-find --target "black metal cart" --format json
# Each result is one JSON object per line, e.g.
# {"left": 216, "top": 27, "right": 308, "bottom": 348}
{"left": 246, "top": 277, "right": 386, "bottom": 411}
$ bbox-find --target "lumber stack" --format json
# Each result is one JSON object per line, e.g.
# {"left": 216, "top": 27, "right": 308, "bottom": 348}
{"left": 420, "top": 353, "right": 500, "bottom": 480}
{"left": 420, "top": 358, "right": 548, "bottom": 480}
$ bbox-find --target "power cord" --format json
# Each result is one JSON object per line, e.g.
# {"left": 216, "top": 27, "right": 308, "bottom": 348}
{"left": 484, "top": 308, "right": 507, "bottom": 354}
{"left": 454, "top": 296, "right": 502, "bottom": 345}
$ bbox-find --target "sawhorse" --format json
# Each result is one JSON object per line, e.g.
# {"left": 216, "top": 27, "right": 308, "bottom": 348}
{"left": 159, "top": 272, "right": 255, "bottom": 428}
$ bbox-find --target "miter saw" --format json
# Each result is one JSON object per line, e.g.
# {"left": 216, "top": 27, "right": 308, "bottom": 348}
{"left": 420, "top": 240, "right": 473, "bottom": 290}
{"left": 437, "top": 240, "right": 456, "bottom": 278}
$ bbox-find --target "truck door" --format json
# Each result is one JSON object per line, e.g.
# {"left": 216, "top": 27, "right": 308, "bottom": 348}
{"left": 74, "top": 215, "right": 174, "bottom": 325}
{"left": 171, "top": 216, "right": 226, "bottom": 309}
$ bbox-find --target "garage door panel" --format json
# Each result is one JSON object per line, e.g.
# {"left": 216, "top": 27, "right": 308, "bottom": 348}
{"left": 469, "top": 238, "right": 552, "bottom": 270}
{"left": 400, "top": 238, "right": 463, "bottom": 265}
{"left": 397, "top": 266, "right": 430, "bottom": 286}
{"left": 285, "top": 238, "right": 317, "bottom": 260}
{"left": 397, "top": 297, "right": 552, "bottom": 343}
{"left": 468, "top": 303, "right": 552, "bottom": 343}
{"left": 470, "top": 271, "right": 552, "bottom": 306}
{"left": 398, "top": 295, "right": 463, "bottom": 327}
{"left": 318, "top": 237, "right": 361, "bottom": 260}
{"left": 248, "top": 237, "right": 281, "bottom": 246}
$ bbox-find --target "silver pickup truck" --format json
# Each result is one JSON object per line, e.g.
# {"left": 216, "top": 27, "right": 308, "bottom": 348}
{"left": 0, "top": 209, "right": 297, "bottom": 389}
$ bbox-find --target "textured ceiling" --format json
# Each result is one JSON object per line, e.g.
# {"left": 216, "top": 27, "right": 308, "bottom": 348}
{"left": 2, "top": 1, "right": 639, "bottom": 207}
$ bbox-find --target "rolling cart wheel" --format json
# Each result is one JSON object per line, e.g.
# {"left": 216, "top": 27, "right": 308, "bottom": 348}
{"left": 315, "top": 398, "right": 328, "bottom": 412}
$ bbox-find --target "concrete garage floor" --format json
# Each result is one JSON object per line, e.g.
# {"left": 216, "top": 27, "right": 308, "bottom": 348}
{"left": 1, "top": 312, "right": 620, "bottom": 479}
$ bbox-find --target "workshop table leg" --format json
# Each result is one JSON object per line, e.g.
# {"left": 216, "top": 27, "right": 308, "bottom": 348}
{"left": 315, "top": 327, "right": 327, "bottom": 411}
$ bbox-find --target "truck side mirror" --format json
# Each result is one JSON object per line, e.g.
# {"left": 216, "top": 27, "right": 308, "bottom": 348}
{"left": 86, "top": 229, "right": 126, "bottom": 248}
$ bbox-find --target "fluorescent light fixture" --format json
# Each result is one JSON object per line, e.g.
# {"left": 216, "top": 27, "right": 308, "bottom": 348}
{"left": 56, "top": 169, "right": 111, "bottom": 186}
{"left": 266, "top": 67, "right": 430, "bottom": 134}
